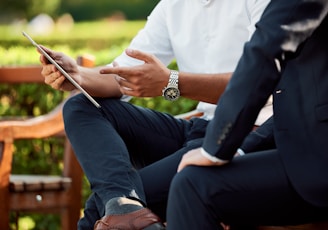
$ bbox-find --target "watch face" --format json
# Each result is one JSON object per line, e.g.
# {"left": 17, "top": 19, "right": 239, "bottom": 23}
{"left": 163, "top": 87, "right": 180, "bottom": 101}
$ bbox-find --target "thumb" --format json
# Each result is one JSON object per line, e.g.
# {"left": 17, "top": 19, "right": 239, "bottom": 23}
{"left": 39, "top": 45, "right": 53, "bottom": 55}
{"left": 38, "top": 45, "right": 53, "bottom": 65}
{"left": 125, "top": 48, "right": 153, "bottom": 63}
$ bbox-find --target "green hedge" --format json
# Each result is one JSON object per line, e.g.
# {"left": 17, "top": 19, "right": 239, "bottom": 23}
{"left": 0, "top": 0, "right": 160, "bottom": 23}
{"left": 0, "top": 20, "right": 145, "bottom": 51}
{"left": 59, "top": 0, "right": 161, "bottom": 21}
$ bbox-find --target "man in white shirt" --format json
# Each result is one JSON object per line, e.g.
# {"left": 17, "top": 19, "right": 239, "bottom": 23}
{"left": 40, "top": 0, "right": 270, "bottom": 229}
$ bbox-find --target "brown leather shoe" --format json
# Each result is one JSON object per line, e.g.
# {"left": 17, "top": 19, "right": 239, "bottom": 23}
{"left": 94, "top": 207, "right": 165, "bottom": 230}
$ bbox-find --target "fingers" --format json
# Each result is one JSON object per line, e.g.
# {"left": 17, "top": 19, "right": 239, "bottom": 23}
{"left": 100, "top": 49, "right": 153, "bottom": 76}
{"left": 177, "top": 148, "right": 225, "bottom": 172}
{"left": 49, "top": 75, "right": 66, "bottom": 90}
{"left": 177, "top": 151, "right": 193, "bottom": 172}
{"left": 177, "top": 150, "right": 202, "bottom": 172}
{"left": 115, "top": 76, "right": 133, "bottom": 91}
{"left": 220, "top": 223, "right": 231, "bottom": 230}
{"left": 100, "top": 48, "right": 159, "bottom": 76}
{"left": 39, "top": 45, "right": 51, "bottom": 53}
{"left": 41, "top": 63, "right": 65, "bottom": 90}
{"left": 177, "top": 159, "right": 185, "bottom": 173}
{"left": 44, "top": 73, "right": 66, "bottom": 90}
{"left": 43, "top": 68, "right": 65, "bottom": 90}
{"left": 39, "top": 54, "right": 48, "bottom": 65}
{"left": 38, "top": 45, "right": 53, "bottom": 65}
{"left": 38, "top": 46, "right": 66, "bottom": 66}
{"left": 100, "top": 65, "right": 134, "bottom": 76}
{"left": 125, "top": 48, "right": 154, "bottom": 63}
{"left": 41, "top": 63, "right": 57, "bottom": 77}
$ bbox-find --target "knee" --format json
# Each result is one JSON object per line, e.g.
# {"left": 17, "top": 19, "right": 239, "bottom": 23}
{"left": 170, "top": 167, "right": 195, "bottom": 196}
{"left": 63, "top": 94, "right": 96, "bottom": 128}
{"left": 170, "top": 167, "right": 216, "bottom": 206}
{"left": 63, "top": 94, "right": 92, "bottom": 119}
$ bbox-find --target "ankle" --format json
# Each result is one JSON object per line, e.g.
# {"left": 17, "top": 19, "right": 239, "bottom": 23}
{"left": 105, "top": 197, "right": 143, "bottom": 216}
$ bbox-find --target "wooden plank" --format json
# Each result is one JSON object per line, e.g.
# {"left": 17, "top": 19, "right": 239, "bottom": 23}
{"left": 9, "top": 191, "right": 72, "bottom": 211}
{"left": 10, "top": 175, "right": 71, "bottom": 192}
{"left": 0, "top": 66, "right": 44, "bottom": 83}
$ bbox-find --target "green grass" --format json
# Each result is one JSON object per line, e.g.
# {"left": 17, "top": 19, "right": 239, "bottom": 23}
{"left": 0, "top": 20, "right": 145, "bottom": 66}
{"left": 0, "top": 20, "right": 145, "bottom": 41}
{"left": 0, "top": 42, "right": 129, "bottom": 66}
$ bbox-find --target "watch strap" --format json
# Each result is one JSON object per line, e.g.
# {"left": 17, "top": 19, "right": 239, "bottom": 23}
{"left": 167, "top": 70, "right": 179, "bottom": 87}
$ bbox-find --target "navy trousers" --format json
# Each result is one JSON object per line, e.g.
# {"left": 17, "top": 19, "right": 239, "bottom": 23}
{"left": 166, "top": 150, "right": 328, "bottom": 230}
{"left": 62, "top": 93, "right": 207, "bottom": 229}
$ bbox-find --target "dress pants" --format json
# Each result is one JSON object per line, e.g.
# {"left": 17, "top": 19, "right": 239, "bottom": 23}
{"left": 62, "top": 93, "right": 208, "bottom": 229}
{"left": 166, "top": 150, "right": 328, "bottom": 230}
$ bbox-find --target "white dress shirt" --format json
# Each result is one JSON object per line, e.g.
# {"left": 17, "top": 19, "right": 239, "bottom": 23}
{"left": 112, "top": 0, "right": 271, "bottom": 123}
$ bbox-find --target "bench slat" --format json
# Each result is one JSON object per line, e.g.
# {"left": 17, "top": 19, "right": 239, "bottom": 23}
{"left": 0, "top": 66, "right": 44, "bottom": 83}
{"left": 10, "top": 175, "right": 71, "bottom": 192}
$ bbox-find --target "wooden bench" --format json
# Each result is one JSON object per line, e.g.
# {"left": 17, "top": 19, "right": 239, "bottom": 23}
{"left": 0, "top": 55, "right": 94, "bottom": 230}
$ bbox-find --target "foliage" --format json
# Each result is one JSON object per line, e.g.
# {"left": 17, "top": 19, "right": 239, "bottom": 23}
{"left": 27, "top": 0, "right": 61, "bottom": 19}
{"left": 0, "top": 20, "right": 197, "bottom": 229}
{"left": 59, "top": 0, "right": 160, "bottom": 21}
{"left": 0, "top": 0, "right": 160, "bottom": 23}
{"left": 0, "top": 20, "right": 146, "bottom": 51}
{"left": 0, "top": 0, "right": 61, "bottom": 22}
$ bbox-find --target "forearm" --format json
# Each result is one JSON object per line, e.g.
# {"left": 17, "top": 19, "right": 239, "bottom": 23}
{"left": 99, "top": 49, "right": 232, "bottom": 101}
{"left": 78, "top": 66, "right": 122, "bottom": 98}
{"left": 178, "top": 72, "right": 232, "bottom": 104}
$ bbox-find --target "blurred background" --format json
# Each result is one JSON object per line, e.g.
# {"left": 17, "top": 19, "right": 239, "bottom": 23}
{"left": 0, "top": 0, "right": 197, "bottom": 229}
{"left": 0, "top": 0, "right": 161, "bottom": 66}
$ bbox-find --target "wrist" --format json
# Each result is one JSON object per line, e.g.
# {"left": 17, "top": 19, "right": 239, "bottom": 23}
{"left": 201, "top": 148, "right": 228, "bottom": 163}
{"left": 162, "top": 70, "right": 180, "bottom": 101}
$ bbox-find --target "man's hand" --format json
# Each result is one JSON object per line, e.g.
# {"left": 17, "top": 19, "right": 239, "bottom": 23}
{"left": 177, "top": 148, "right": 228, "bottom": 172}
{"left": 99, "top": 49, "right": 170, "bottom": 97}
{"left": 39, "top": 46, "right": 80, "bottom": 91}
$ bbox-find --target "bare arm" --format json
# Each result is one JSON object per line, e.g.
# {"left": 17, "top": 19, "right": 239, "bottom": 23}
{"left": 39, "top": 46, "right": 122, "bottom": 98}
{"left": 100, "top": 49, "right": 231, "bottom": 104}
{"left": 78, "top": 66, "right": 122, "bottom": 98}
{"left": 179, "top": 71, "right": 231, "bottom": 104}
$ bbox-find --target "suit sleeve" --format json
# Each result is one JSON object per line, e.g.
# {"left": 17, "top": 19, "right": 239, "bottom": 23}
{"left": 203, "top": 0, "right": 328, "bottom": 160}
{"left": 240, "top": 116, "right": 275, "bottom": 153}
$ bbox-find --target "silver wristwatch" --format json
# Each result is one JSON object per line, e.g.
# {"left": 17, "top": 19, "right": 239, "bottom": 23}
{"left": 162, "top": 70, "right": 180, "bottom": 101}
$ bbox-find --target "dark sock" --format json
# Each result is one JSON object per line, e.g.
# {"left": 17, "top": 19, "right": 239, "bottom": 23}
{"left": 103, "top": 197, "right": 165, "bottom": 230}
{"left": 104, "top": 197, "right": 143, "bottom": 216}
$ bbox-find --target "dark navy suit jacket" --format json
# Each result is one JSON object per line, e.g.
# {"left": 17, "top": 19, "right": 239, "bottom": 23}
{"left": 203, "top": 0, "right": 328, "bottom": 207}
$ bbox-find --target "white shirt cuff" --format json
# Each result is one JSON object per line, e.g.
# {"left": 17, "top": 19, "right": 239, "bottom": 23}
{"left": 201, "top": 148, "right": 228, "bottom": 163}
{"left": 237, "top": 148, "right": 245, "bottom": 156}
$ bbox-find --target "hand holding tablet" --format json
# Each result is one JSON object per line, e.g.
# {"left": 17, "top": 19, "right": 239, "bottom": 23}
{"left": 22, "top": 31, "right": 101, "bottom": 108}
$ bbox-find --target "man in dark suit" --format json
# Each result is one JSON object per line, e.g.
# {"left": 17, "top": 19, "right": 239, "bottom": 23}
{"left": 166, "top": 0, "right": 328, "bottom": 229}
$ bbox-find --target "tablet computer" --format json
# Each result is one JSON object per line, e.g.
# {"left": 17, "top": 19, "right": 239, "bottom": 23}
{"left": 22, "top": 31, "right": 101, "bottom": 108}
